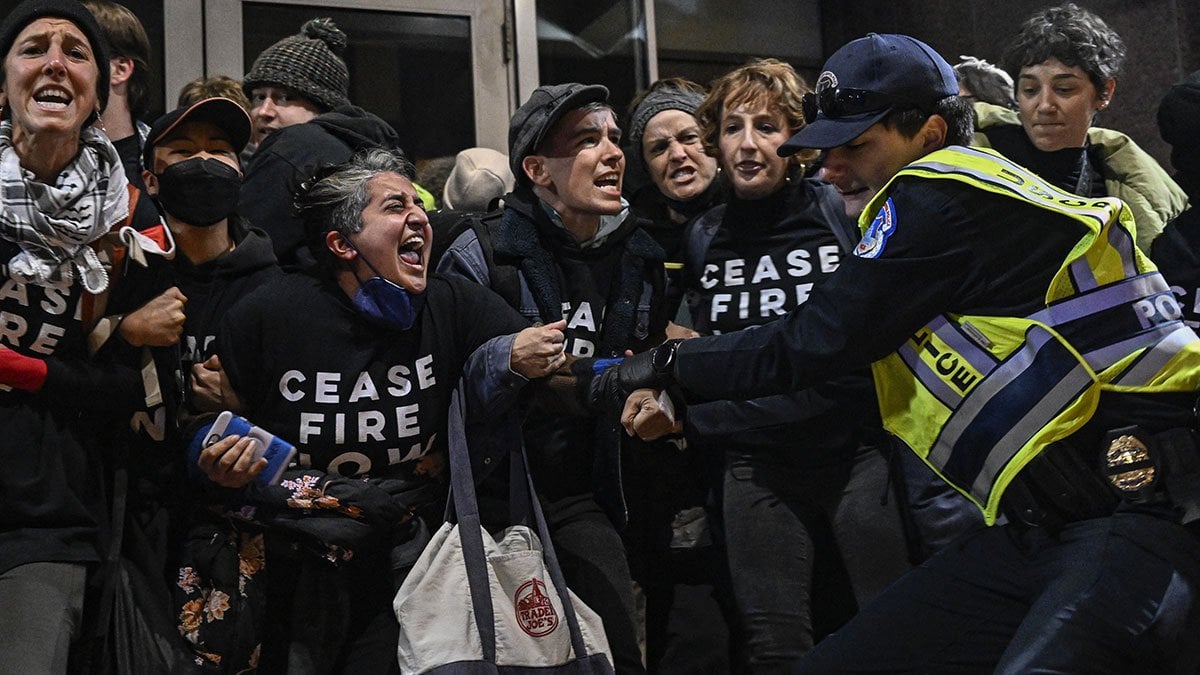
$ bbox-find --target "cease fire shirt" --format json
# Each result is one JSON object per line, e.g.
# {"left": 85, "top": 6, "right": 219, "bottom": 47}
{"left": 688, "top": 179, "right": 844, "bottom": 335}
{"left": 217, "top": 272, "right": 529, "bottom": 482}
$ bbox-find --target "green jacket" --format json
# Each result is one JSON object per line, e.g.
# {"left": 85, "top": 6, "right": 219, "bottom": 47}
{"left": 972, "top": 102, "right": 1188, "bottom": 252}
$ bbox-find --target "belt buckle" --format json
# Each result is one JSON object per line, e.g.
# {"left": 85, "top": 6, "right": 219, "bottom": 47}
{"left": 1102, "top": 425, "right": 1159, "bottom": 503}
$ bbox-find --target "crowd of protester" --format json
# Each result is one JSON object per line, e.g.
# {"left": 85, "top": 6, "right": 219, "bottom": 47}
{"left": 2, "top": 0, "right": 1199, "bottom": 673}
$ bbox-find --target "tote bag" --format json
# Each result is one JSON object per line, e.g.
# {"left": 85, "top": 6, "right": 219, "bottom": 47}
{"left": 393, "top": 385, "right": 613, "bottom": 674}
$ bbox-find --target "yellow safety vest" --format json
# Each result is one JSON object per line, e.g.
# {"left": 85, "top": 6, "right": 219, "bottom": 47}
{"left": 862, "top": 145, "right": 1200, "bottom": 524}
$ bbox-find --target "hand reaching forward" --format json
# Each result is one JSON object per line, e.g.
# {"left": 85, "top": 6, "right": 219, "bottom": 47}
{"left": 509, "top": 319, "right": 568, "bottom": 379}
{"left": 621, "top": 388, "right": 683, "bottom": 441}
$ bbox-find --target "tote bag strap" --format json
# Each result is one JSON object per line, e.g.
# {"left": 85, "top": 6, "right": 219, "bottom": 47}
{"left": 510, "top": 438, "right": 591, "bottom": 661}
{"left": 446, "top": 385, "right": 499, "bottom": 660}
{"left": 446, "top": 382, "right": 595, "bottom": 664}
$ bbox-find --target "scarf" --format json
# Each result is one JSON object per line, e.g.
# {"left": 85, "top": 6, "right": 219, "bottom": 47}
{"left": 0, "top": 121, "right": 129, "bottom": 293}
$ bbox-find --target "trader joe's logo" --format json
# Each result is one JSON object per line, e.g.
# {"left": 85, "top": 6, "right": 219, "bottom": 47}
{"left": 515, "top": 578, "right": 559, "bottom": 637}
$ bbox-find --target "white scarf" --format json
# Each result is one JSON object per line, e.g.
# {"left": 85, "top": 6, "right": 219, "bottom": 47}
{"left": 0, "top": 121, "right": 129, "bottom": 293}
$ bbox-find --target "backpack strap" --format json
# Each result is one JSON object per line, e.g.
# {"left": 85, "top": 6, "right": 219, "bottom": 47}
{"left": 682, "top": 205, "right": 724, "bottom": 289}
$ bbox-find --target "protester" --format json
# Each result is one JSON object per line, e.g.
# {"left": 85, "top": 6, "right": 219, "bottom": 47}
{"left": 238, "top": 18, "right": 425, "bottom": 268}
{"left": 183, "top": 147, "right": 568, "bottom": 671}
{"left": 953, "top": 55, "right": 1015, "bottom": 108}
{"left": 0, "top": 2, "right": 145, "bottom": 670}
{"left": 973, "top": 3, "right": 1185, "bottom": 252}
{"left": 608, "top": 32, "right": 1200, "bottom": 673}
{"left": 138, "top": 97, "right": 281, "bottom": 416}
{"left": 681, "top": 57, "right": 910, "bottom": 671}
{"left": 626, "top": 77, "right": 724, "bottom": 326}
{"left": 439, "top": 82, "right": 671, "bottom": 674}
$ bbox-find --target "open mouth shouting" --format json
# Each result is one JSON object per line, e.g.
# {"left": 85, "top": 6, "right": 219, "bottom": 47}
{"left": 397, "top": 232, "right": 427, "bottom": 270}
{"left": 33, "top": 86, "right": 73, "bottom": 112}
{"left": 595, "top": 171, "right": 622, "bottom": 196}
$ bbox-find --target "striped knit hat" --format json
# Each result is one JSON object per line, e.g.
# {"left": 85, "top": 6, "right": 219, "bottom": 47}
{"left": 243, "top": 18, "right": 350, "bottom": 112}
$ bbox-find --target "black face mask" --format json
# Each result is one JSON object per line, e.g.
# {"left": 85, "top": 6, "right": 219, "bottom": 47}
{"left": 153, "top": 157, "right": 242, "bottom": 226}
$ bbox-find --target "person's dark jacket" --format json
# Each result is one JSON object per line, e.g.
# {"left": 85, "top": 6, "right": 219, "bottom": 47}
{"left": 438, "top": 187, "right": 670, "bottom": 525}
{"left": 239, "top": 106, "right": 401, "bottom": 269}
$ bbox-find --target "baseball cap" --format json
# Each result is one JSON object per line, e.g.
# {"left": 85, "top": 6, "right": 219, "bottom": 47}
{"left": 143, "top": 97, "right": 253, "bottom": 170}
{"left": 508, "top": 83, "right": 609, "bottom": 183}
{"left": 778, "top": 33, "right": 957, "bottom": 155}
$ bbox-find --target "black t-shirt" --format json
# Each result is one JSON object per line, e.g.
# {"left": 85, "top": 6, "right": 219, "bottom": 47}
{"left": 218, "top": 272, "right": 528, "bottom": 481}
{"left": 682, "top": 180, "right": 874, "bottom": 458}
{"left": 0, "top": 241, "right": 101, "bottom": 572}
{"left": 689, "top": 181, "right": 844, "bottom": 335}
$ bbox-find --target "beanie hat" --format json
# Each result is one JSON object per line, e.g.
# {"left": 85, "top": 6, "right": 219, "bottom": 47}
{"left": 0, "top": 0, "right": 111, "bottom": 115}
{"left": 443, "top": 147, "right": 515, "bottom": 211}
{"left": 243, "top": 18, "right": 350, "bottom": 112}
{"left": 1158, "top": 70, "right": 1200, "bottom": 172}
{"left": 628, "top": 87, "right": 705, "bottom": 171}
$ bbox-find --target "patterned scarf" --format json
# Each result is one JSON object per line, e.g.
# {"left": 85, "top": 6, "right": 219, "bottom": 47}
{"left": 0, "top": 121, "right": 129, "bottom": 293}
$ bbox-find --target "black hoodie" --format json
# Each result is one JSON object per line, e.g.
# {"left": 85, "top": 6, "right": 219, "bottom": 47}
{"left": 239, "top": 106, "right": 401, "bottom": 269}
{"left": 174, "top": 217, "right": 281, "bottom": 397}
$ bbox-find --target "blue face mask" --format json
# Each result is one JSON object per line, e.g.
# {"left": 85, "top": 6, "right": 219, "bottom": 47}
{"left": 341, "top": 236, "right": 426, "bottom": 331}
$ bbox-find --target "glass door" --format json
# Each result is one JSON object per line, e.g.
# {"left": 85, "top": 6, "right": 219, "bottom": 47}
{"left": 176, "top": 0, "right": 511, "bottom": 161}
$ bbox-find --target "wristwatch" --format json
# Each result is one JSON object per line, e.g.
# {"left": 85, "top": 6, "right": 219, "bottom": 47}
{"left": 652, "top": 338, "right": 683, "bottom": 375}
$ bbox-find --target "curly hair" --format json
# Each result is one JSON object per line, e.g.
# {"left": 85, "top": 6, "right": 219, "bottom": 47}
{"left": 1002, "top": 3, "right": 1125, "bottom": 92}
{"left": 695, "top": 58, "right": 816, "bottom": 165}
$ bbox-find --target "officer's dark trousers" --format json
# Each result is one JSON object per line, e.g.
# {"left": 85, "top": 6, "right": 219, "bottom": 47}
{"left": 794, "top": 508, "right": 1200, "bottom": 674}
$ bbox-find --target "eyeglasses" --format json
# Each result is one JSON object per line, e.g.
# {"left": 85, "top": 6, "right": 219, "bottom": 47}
{"left": 802, "top": 87, "right": 922, "bottom": 124}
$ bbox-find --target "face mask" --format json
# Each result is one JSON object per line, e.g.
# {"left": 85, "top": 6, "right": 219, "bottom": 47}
{"left": 342, "top": 235, "right": 426, "bottom": 331}
{"left": 154, "top": 157, "right": 242, "bottom": 226}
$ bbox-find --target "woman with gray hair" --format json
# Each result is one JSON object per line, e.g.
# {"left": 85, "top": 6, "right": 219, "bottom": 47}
{"left": 187, "top": 147, "right": 570, "bottom": 672}
{"left": 973, "top": 2, "right": 1185, "bottom": 252}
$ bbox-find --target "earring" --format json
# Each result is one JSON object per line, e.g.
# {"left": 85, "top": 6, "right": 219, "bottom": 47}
{"left": 93, "top": 104, "right": 105, "bottom": 132}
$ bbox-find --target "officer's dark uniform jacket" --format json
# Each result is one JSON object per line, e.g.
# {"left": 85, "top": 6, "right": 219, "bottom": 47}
{"left": 671, "top": 145, "right": 1200, "bottom": 526}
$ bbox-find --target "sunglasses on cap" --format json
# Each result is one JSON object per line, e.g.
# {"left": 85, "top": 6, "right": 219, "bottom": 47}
{"left": 802, "top": 87, "right": 926, "bottom": 124}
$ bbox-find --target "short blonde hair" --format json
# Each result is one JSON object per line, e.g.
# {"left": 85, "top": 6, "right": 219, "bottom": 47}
{"left": 696, "top": 58, "right": 817, "bottom": 166}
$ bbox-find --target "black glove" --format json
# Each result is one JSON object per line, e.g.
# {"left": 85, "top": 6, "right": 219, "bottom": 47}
{"left": 588, "top": 339, "right": 682, "bottom": 411}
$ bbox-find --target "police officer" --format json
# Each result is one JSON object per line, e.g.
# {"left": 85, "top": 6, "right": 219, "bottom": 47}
{"left": 607, "top": 33, "right": 1200, "bottom": 673}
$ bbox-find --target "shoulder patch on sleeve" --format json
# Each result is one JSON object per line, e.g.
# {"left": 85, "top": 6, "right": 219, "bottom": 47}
{"left": 854, "top": 198, "right": 897, "bottom": 259}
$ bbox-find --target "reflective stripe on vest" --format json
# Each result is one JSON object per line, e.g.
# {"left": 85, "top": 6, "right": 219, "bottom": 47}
{"left": 864, "top": 146, "right": 1200, "bottom": 523}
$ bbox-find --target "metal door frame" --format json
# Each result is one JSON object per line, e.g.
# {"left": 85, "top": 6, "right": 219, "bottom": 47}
{"left": 168, "top": 0, "right": 512, "bottom": 150}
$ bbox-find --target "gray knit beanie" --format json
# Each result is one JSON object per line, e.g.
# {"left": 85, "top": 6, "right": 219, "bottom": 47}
{"left": 628, "top": 87, "right": 705, "bottom": 171}
{"left": 243, "top": 18, "right": 350, "bottom": 112}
